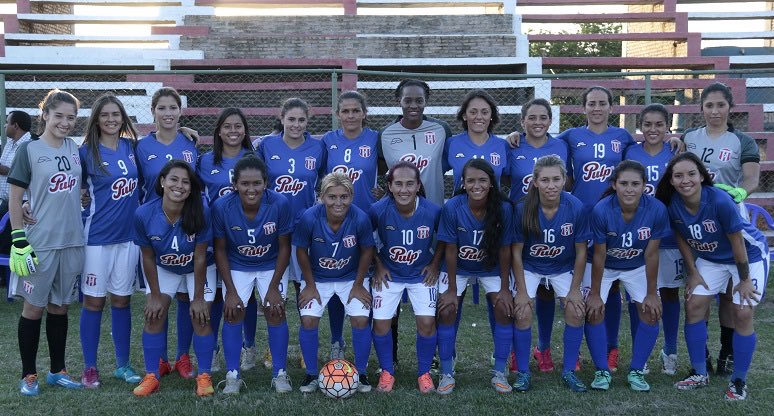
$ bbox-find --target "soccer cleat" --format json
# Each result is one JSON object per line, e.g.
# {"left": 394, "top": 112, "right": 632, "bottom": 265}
{"left": 642, "top": 362, "right": 650, "bottom": 375}
{"left": 490, "top": 370, "right": 512, "bottom": 394}
{"left": 47, "top": 370, "right": 84, "bottom": 389}
{"left": 271, "top": 369, "right": 292, "bottom": 393}
{"left": 562, "top": 371, "right": 587, "bottom": 393}
{"left": 512, "top": 371, "right": 531, "bottom": 392}
{"left": 174, "top": 353, "right": 195, "bottom": 379}
{"left": 330, "top": 340, "right": 346, "bottom": 360}
{"left": 114, "top": 364, "right": 142, "bottom": 384}
{"left": 195, "top": 373, "right": 214, "bottom": 397}
{"left": 417, "top": 372, "right": 435, "bottom": 394}
{"left": 158, "top": 359, "right": 172, "bottom": 378}
{"left": 376, "top": 370, "right": 395, "bottom": 393}
{"left": 724, "top": 378, "right": 747, "bottom": 401}
{"left": 660, "top": 350, "right": 677, "bottom": 376}
{"left": 437, "top": 373, "right": 455, "bottom": 395}
{"left": 211, "top": 346, "right": 221, "bottom": 373}
{"left": 263, "top": 348, "right": 273, "bottom": 370}
{"left": 607, "top": 348, "right": 619, "bottom": 372}
{"left": 532, "top": 346, "right": 555, "bottom": 372}
{"left": 716, "top": 355, "right": 734, "bottom": 377}
{"left": 133, "top": 373, "right": 160, "bottom": 397}
{"left": 240, "top": 346, "right": 256, "bottom": 371}
{"left": 627, "top": 370, "right": 650, "bottom": 392}
{"left": 19, "top": 374, "right": 40, "bottom": 396}
{"left": 675, "top": 371, "right": 709, "bottom": 390}
{"left": 357, "top": 374, "right": 372, "bottom": 393}
{"left": 219, "top": 370, "right": 243, "bottom": 395}
{"left": 591, "top": 370, "right": 611, "bottom": 391}
{"left": 299, "top": 374, "right": 318, "bottom": 393}
{"left": 81, "top": 367, "right": 101, "bottom": 389}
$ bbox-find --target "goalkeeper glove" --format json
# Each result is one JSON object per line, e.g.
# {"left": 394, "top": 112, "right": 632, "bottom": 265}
{"left": 713, "top": 183, "right": 748, "bottom": 203}
{"left": 9, "top": 229, "right": 38, "bottom": 277}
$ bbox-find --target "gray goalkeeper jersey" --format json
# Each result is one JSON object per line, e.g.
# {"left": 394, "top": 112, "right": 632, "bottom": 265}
{"left": 682, "top": 126, "right": 760, "bottom": 187}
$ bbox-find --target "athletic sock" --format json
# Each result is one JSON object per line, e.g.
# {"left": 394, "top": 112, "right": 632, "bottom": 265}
{"left": 730, "top": 331, "right": 756, "bottom": 382}
{"left": 299, "top": 326, "right": 319, "bottom": 376}
{"left": 627, "top": 297, "right": 640, "bottom": 344}
{"left": 267, "top": 321, "right": 289, "bottom": 377}
{"left": 584, "top": 321, "right": 609, "bottom": 371}
{"left": 46, "top": 313, "right": 68, "bottom": 374}
{"left": 352, "top": 326, "right": 372, "bottom": 375}
{"left": 563, "top": 324, "right": 583, "bottom": 373}
{"left": 209, "top": 301, "right": 223, "bottom": 348}
{"left": 222, "top": 321, "right": 242, "bottom": 372}
{"left": 416, "top": 332, "right": 436, "bottom": 376}
{"left": 391, "top": 309, "right": 400, "bottom": 359}
{"left": 142, "top": 330, "right": 164, "bottom": 374}
{"left": 373, "top": 330, "right": 394, "bottom": 374}
{"left": 685, "top": 321, "right": 708, "bottom": 375}
{"left": 513, "top": 327, "right": 532, "bottom": 374}
{"left": 604, "top": 289, "right": 621, "bottom": 351}
{"left": 492, "top": 323, "right": 512, "bottom": 373}
{"left": 176, "top": 299, "right": 193, "bottom": 359}
{"left": 80, "top": 308, "right": 102, "bottom": 368}
{"left": 328, "top": 295, "right": 345, "bottom": 345}
{"left": 18, "top": 316, "right": 41, "bottom": 378}
{"left": 243, "top": 298, "right": 257, "bottom": 348}
{"left": 111, "top": 305, "right": 132, "bottom": 368}
{"left": 661, "top": 298, "right": 680, "bottom": 355}
{"left": 437, "top": 324, "right": 456, "bottom": 375}
{"left": 536, "top": 296, "right": 555, "bottom": 351}
{"left": 719, "top": 325, "right": 734, "bottom": 358}
{"left": 486, "top": 296, "right": 496, "bottom": 337}
{"left": 630, "top": 321, "right": 659, "bottom": 371}
{"left": 162, "top": 317, "right": 169, "bottom": 361}
{"left": 193, "top": 333, "right": 215, "bottom": 374}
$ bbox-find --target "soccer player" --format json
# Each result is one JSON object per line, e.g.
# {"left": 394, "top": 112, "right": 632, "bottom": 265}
{"left": 585, "top": 160, "right": 668, "bottom": 392}
{"left": 132, "top": 161, "right": 216, "bottom": 397}
{"left": 682, "top": 82, "right": 761, "bottom": 376}
{"left": 257, "top": 97, "right": 325, "bottom": 370}
{"left": 321, "top": 91, "right": 379, "bottom": 362}
{"left": 436, "top": 158, "right": 513, "bottom": 395}
{"left": 510, "top": 155, "right": 590, "bottom": 393}
{"left": 624, "top": 104, "right": 681, "bottom": 375}
{"left": 655, "top": 152, "right": 767, "bottom": 401}
{"left": 197, "top": 107, "right": 253, "bottom": 372}
{"left": 79, "top": 94, "right": 142, "bottom": 388}
{"left": 9, "top": 90, "right": 84, "bottom": 396}
{"left": 294, "top": 172, "right": 375, "bottom": 394}
{"left": 506, "top": 98, "right": 569, "bottom": 373}
{"left": 135, "top": 87, "right": 203, "bottom": 380}
{"left": 212, "top": 154, "right": 292, "bottom": 394}
{"left": 369, "top": 161, "right": 442, "bottom": 393}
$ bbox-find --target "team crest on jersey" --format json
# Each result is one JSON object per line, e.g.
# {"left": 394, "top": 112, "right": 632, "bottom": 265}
{"left": 611, "top": 140, "right": 621, "bottom": 154}
{"left": 85, "top": 273, "right": 97, "bottom": 286}
{"left": 417, "top": 226, "right": 430, "bottom": 239}
{"left": 718, "top": 148, "right": 732, "bottom": 162}
{"left": 305, "top": 156, "right": 317, "bottom": 170}
{"left": 373, "top": 295, "right": 383, "bottom": 309}
{"left": 702, "top": 219, "right": 717, "bottom": 233}
{"left": 264, "top": 222, "right": 276, "bottom": 235}
{"left": 489, "top": 153, "right": 501, "bottom": 166}
{"left": 399, "top": 153, "right": 430, "bottom": 172}
{"left": 332, "top": 165, "right": 362, "bottom": 183}
{"left": 581, "top": 161, "right": 613, "bottom": 182}
{"left": 111, "top": 177, "right": 137, "bottom": 200}
{"left": 182, "top": 150, "right": 194, "bottom": 164}
{"left": 275, "top": 175, "right": 307, "bottom": 195}
{"left": 186, "top": 234, "right": 195, "bottom": 243}
{"left": 637, "top": 227, "right": 651, "bottom": 240}
{"left": 561, "top": 223, "right": 574, "bottom": 237}
{"left": 48, "top": 172, "right": 77, "bottom": 193}
{"left": 343, "top": 235, "right": 356, "bottom": 248}
{"left": 425, "top": 131, "right": 436, "bottom": 145}
{"left": 23, "top": 280, "right": 34, "bottom": 294}
{"left": 359, "top": 145, "right": 372, "bottom": 158}
{"left": 72, "top": 154, "right": 81, "bottom": 166}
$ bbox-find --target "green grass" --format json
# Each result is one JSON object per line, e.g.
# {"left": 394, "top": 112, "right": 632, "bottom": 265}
{"left": 1, "top": 281, "right": 773, "bottom": 416}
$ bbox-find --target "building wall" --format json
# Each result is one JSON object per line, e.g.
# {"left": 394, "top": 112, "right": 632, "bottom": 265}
{"left": 19, "top": 2, "right": 74, "bottom": 35}
{"left": 623, "top": 3, "right": 683, "bottom": 58}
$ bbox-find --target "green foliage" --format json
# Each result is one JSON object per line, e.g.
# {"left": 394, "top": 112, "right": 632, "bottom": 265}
{"left": 529, "top": 22, "right": 624, "bottom": 72}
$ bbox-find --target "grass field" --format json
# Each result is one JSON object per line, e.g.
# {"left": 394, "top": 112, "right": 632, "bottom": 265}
{"left": 0, "top": 282, "right": 773, "bottom": 416}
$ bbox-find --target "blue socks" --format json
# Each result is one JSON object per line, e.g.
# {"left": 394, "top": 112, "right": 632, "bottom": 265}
{"left": 142, "top": 331, "right": 164, "bottom": 374}
{"left": 630, "top": 321, "right": 659, "bottom": 371}
{"left": 193, "top": 333, "right": 215, "bottom": 374}
{"left": 210, "top": 301, "right": 223, "bottom": 348}
{"left": 299, "top": 326, "right": 319, "bottom": 376}
{"left": 374, "top": 330, "right": 394, "bottom": 374}
{"left": 328, "top": 295, "right": 346, "bottom": 345}
{"left": 80, "top": 308, "right": 102, "bottom": 368}
{"left": 268, "top": 321, "right": 289, "bottom": 377}
{"left": 176, "top": 299, "right": 193, "bottom": 359}
{"left": 585, "top": 321, "right": 609, "bottom": 371}
{"left": 243, "top": 299, "right": 257, "bottom": 348}
{"left": 416, "top": 332, "right": 436, "bottom": 376}
{"left": 437, "top": 324, "right": 456, "bottom": 375}
{"left": 111, "top": 305, "right": 132, "bottom": 368}
{"left": 352, "top": 326, "right": 372, "bottom": 375}
{"left": 604, "top": 290, "right": 621, "bottom": 351}
{"left": 661, "top": 298, "right": 680, "bottom": 355}
{"left": 536, "top": 296, "right": 555, "bottom": 351}
{"left": 222, "top": 321, "right": 242, "bottom": 373}
{"left": 513, "top": 327, "right": 532, "bottom": 374}
{"left": 685, "top": 321, "right": 708, "bottom": 375}
{"left": 162, "top": 317, "right": 169, "bottom": 361}
{"left": 493, "top": 323, "right": 512, "bottom": 373}
{"left": 731, "top": 332, "right": 756, "bottom": 382}
{"left": 563, "top": 324, "right": 583, "bottom": 374}
{"left": 485, "top": 296, "right": 496, "bottom": 337}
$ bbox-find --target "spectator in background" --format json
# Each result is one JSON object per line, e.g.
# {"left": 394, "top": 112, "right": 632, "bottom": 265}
{"left": 0, "top": 110, "right": 33, "bottom": 256}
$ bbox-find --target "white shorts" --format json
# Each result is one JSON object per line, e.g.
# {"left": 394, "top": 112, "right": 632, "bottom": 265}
{"left": 372, "top": 281, "right": 437, "bottom": 319}
{"left": 146, "top": 263, "right": 216, "bottom": 302}
{"left": 437, "top": 271, "right": 506, "bottom": 297}
{"left": 299, "top": 279, "right": 371, "bottom": 318}
{"left": 81, "top": 242, "right": 139, "bottom": 297}
{"left": 286, "top": 245, "right": 302, "bottom": 282}
{"left": 658, "top": 249, "right": 685, "bottom": 289}
{"left": 582, "top": 263, "right": 648, "bottom": 303}
{"left": 521, "top": 270, "right": 573, "bottom": 299}
{"left": 691, "top": 257, "right": 768, "bottom": 306}
{"left": 224, "top": 269, "right": 289, "bottom": 305}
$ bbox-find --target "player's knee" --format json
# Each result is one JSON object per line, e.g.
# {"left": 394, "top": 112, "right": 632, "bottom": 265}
{"left": 265, "top": 308, "right": 285, "bottom": 325}
{"left": 416, "top": 317, "right": 435, "bottom": 337}
{"left": 109, "top": 294, "right": 130, "bottom": 309}
{"left": 684, "top": 297, "right": 709, "bottom": 323}
{"left": 733, "top": 306, "right": 754, "bottom": 329}
{"left": 437, "top": 308, "right": 455, "bottom": 325}
{"left": 564, "top": 309, "right": 583, "bottom": 327}
{"left": 350, "top": 315, "right": 369, "bottom": 329}
{"left": 46, "top": 303, "right": 68, "bottom": 315}
{"left": 300, "top": 316, "right": 319, "bottom": 330}
{"left": 84, "top": 295, "right": 106, "bottom": 311}
{"left": 372, "top": 319, "right": 391, "bottom": 336}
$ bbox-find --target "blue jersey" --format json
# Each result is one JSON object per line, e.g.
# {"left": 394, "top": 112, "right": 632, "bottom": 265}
{"left": 667, "top": 186, "right": 768, "bottom": 264}
{"left": 506, "top": 134, "right": 568, "bottom": 201}
{"left": 133, "top": 198, "right": 213, "bottom": 275}
{"left": 257, "top": 133, "right": 325, "bottom": 226}
{"left": 292, "top": 204, "right": 375, "bottom": 282}
{"left": 212, "top": 190, "right": 292, "bottom": 272}
{"left": 443, "top": 132, "right": 509, "bottom": 191}
{"left": 368, "top": 197, "right": 442, "bottom": 284}
{"left": 81, "top": 138, "right": 140, "bottom": 245}
{"left": 437, "top": 194, "right": 513, "bottom": 277}
{"left": 135, "top": 132, "right": 198, "bottom": 203}
{"left": 197, "top": 148, "right": 248, "bottom": 203}
{"left": 513, "top": 192, "right": 591, "bottom": 274}
{"left": 624, "top": 142, "right": 678, "bottom": 249}
{"left": 558, "top": 126, "right": 635, "bottom": 210}
{"left": 321, "top": 128, "right": 379, "bottom": 211}
{"left": 591, "top": 194, "right": 670, "bottom": 270}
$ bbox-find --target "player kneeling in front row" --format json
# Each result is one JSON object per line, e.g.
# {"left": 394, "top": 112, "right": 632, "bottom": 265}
{"left": 294, "top": 172, "right": 375, "bottom": 394}
{"left": 369, "top": 161, "right": 443, "bottom": 393}
{"left": 213, "top": 153, "right": 293, "bottom": 394}
{"left": 655, "top": 153, "right": 768, "bottom": 401}
{"left": 510, "top": 155, "right": 591, "bottom": 393}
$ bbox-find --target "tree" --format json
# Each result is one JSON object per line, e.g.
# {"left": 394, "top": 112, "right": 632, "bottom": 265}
{"left": 529, "top": 22, "right": 623, "bottom": 65}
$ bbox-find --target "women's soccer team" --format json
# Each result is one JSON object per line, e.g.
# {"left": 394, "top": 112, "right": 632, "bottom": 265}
{"left": 5, "top": 81, "right": 765, "bottom": 402}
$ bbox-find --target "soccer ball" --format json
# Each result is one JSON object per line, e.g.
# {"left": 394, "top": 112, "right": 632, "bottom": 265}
{"left": 318, "top": 359, "right": 359, "bottom": 399}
